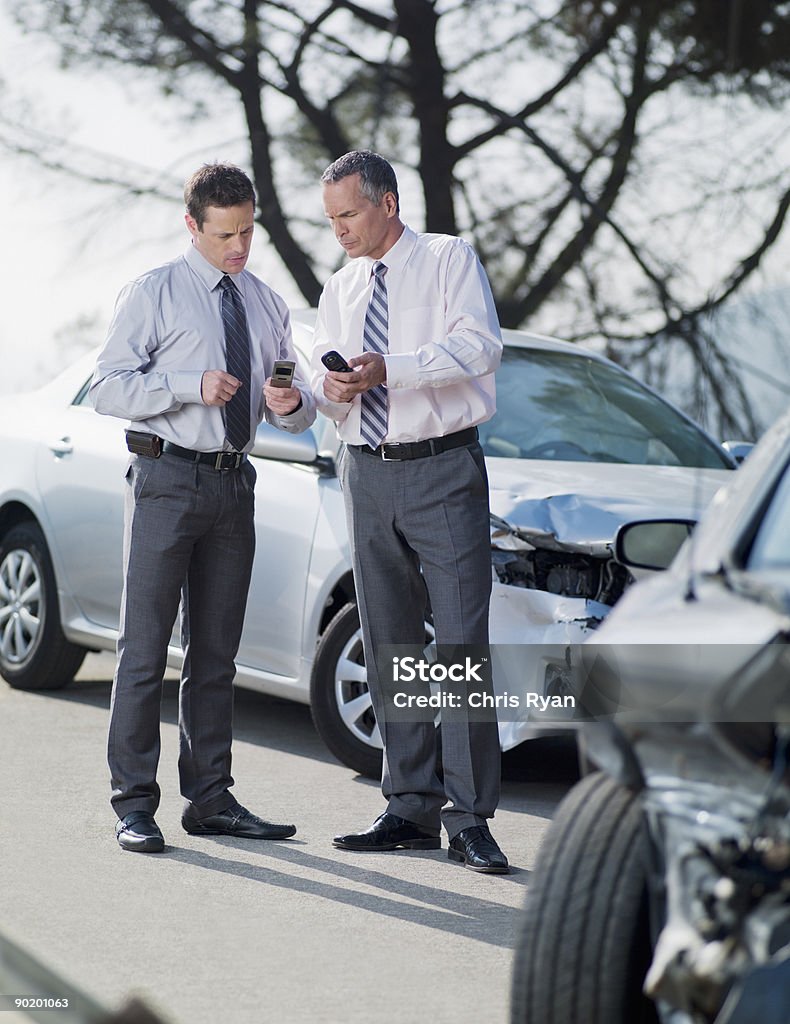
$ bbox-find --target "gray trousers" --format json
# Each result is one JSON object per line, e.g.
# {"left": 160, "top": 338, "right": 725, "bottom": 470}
{"left": 340, "top": 440, "right": 500, "bottom": 838}
{"left": 108, "top": 452, "right": 256, "bottom": 819}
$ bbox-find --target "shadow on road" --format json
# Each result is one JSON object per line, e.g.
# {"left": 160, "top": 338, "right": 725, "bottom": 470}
{"left": 159, "top": 839, "right": 529, "bottom": 948}
{"left": 31, "top": 676, "right": 580, "bottom": 796}
{"left": 35, "top": 676, "right": 339, "bottom": 766}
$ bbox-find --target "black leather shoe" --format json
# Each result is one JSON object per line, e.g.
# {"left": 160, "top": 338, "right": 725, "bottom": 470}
{"left": 448, "top": 825, "right": 509, "bottom": 873}
{"left": 182, "top": 803, "right": 296, "bottom": 840}
{"left": 115, "top": 811, "right": 165, "bottom": 853}
{"left": 333, "top": 812, "right": 441, "bottom": 851}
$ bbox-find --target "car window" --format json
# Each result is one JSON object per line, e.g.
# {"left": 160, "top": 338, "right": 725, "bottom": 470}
{"left": 73, "top": 378, "right": 92, "bottom": 406}
{"left": 746, "top": 463, "right": 790, "bottom": 569}
{"left": 479, "top": 348, "right": 732, "bottom": 469}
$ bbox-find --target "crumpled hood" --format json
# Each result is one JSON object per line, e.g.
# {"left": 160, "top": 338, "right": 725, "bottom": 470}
{"left": 487, "top": 458, "right": 731, "bottom": 554}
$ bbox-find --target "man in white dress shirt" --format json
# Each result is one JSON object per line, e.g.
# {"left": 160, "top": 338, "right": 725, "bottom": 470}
{"left": 312, "top": 150, "right": 508, "bottom": 872}
{"left": 91, "top": 163, "right": 315, "bottom": 852}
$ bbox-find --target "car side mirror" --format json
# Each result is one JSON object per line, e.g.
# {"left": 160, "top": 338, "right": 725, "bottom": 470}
{"left": 615, "top": 519, "right": 696, "bottom": 571}
{"left": 722, "top": 440, "right": 754, "bottom": 465}
{"left": 250, "top": 422, "right": 318, "bottom": 464}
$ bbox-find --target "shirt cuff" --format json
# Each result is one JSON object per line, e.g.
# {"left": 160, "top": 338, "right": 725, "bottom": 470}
{"left": 168, "top": 370, "right": 205, "bottom": 404}
{"left": 278, "top": 396, "right": 302, "bottom": 416}
{"left": 383, "top": 352, "right": 420, "bottom": 389}
{"left": 318, "top": 397, "right": 354, "bottom": 422}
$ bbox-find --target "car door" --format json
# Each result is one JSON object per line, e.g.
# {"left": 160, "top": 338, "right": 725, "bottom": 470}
{"left": 34, "top": 377, "right": 128, "bottom": 631}
{"left": 237, "top": 448, "right": 324, "bottom": 679}
{"left": 235, "top": 313, "right": 330, "bottom": 681}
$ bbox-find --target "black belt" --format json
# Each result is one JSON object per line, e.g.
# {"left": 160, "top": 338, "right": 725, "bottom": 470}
{"left": 351, "top": 427, "right": 478, "bottom": 461}
{"left": 161, "top": 440, "right": 246, "bottom": 470}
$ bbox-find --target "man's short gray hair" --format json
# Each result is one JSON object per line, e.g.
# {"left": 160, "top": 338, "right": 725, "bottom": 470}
{"left": 321, "top": 150, "right": 400, "bottom": 211}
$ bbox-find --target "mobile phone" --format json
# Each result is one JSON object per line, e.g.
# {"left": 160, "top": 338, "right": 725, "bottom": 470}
{"left": 270, "top": 359, "right": 296, "bottom": 388}
{"left": 321, "top": 350, "right": 353, "bottom": 373}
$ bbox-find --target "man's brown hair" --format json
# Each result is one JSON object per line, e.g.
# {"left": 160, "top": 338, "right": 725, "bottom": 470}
{"left": 184, "top": 163, "right": 256, "bottom": 229}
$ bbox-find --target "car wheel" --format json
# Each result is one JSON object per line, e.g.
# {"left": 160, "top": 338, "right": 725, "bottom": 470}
{"left": 0, "top": 522, "right": 87, "bottom": 691}
{"left": 510, "top": 771, "right": 658, "bottom": 1024}
{"left": 310, "top": 602, "right": 383, "bottom": 779}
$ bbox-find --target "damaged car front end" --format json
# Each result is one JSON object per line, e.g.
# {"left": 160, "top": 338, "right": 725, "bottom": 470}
{"left": 485, "top": 460, "right": 726, "bottom": 749}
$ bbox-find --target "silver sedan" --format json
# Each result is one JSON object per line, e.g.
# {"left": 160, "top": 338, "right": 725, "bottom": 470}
{"left": 0, "top": 312, "right": 735, "bottom": 775}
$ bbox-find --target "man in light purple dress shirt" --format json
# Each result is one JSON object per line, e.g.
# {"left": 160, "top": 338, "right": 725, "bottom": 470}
{"left": 91, "top": 163, "right": 315, "bottom": 853}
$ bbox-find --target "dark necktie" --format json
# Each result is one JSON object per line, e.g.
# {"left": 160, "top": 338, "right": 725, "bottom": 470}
{"left": 219, "top": 275, "right": 252, "bottom": 452}
{"left": 360, "top": 261, "right": 389, "bottom": 448}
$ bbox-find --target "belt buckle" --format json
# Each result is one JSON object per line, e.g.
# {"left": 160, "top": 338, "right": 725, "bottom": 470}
{"left": 380, "top": 444, "right": 402, "bottom": 461}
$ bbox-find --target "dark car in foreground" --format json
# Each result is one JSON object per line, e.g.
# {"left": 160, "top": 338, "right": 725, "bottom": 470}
{"left": 510, "top": 409, "right": 790, "bottom": 1023}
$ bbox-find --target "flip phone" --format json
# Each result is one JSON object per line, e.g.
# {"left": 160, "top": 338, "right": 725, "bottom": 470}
{"left": 321, "top": 350, "right": 353, "bottom": 373}
{"left": 270, "top": 360, "right": 296, "bottom": 388}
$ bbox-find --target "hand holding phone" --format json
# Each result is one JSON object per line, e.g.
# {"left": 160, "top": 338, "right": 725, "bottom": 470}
{"left": 270, "top": 359, "right": 296, "bottom": 388}
{"left": 321, "top": 350, "right": 353, "bottom": 373}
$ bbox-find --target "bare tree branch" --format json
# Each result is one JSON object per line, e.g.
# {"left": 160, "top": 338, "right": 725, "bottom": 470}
{"left": 7, "top": 0, "right": 790, "bottom": 432}
{"left": 451, "top": 0, "right": 634, "bottom": 159}
{"left": 139, "top": 0, "right": 243, "bottom": 85}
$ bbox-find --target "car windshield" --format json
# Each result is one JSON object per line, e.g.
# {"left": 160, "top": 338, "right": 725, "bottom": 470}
{"left": 478, "top": 347, "right": 732, "bottom": 468}
{"left": 746, "top": 461, "right": 790, "bottom": 570}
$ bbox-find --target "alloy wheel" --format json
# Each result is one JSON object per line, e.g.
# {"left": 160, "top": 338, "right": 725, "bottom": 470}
{"left": 0, "top": 547, "right": 43, "bottom": 666}
{"left": 333, "top": 625, "right": 383, "bottom": 750}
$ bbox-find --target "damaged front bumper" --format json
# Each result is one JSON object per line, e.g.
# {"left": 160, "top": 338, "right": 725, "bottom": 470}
{"left": 488, "top": 513, "right": 627, "bottom": 748}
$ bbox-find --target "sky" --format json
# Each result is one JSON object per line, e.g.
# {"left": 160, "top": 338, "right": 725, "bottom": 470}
{"left": 0, "top": 8, "right": 306, "bottom": 396}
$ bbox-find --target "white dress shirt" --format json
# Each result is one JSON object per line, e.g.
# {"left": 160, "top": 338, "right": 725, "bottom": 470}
{"left": 311, "top": 225, "right": 502, "bottom": 444}
{"left": 90, "top": 244, "right": 315, "bottom": 450}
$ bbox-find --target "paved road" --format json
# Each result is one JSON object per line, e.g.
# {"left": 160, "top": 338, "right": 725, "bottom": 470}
{"left": 0, "top": 653, "right": 577, "bottom": 1024}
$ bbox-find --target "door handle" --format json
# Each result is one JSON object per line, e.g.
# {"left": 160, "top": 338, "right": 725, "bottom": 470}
{"left": 49, "top": 436, "right": 73, "bottom": 457}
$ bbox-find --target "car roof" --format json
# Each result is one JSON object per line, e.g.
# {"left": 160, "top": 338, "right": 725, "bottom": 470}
{"left": 17, "top": 315, "right": 599, "bottom": 412}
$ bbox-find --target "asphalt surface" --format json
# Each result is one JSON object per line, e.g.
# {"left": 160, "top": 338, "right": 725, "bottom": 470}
{"left": 0, "top": 652, "right": 577, "bottom": 1024}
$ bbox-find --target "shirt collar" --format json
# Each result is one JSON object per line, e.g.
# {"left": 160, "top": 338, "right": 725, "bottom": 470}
{"left": 184, "top": 243, "right": 242, "bottom": 293}
{"left": 366, "top": 224, "right": 416, "bottom": 278}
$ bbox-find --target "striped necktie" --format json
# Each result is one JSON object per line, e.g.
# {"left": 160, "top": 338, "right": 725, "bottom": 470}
{"left": 360, "top": 261, "right": 389, "bottom": 448}
{"left": 219, "top": 275, "right": 252, "bottom": 452}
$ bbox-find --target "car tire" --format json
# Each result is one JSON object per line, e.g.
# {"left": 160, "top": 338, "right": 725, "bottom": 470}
{"left": 310, "top": 602, "right": 383, "bottom": 779}
{"left": 0, "top": 522, "right": 87, "bottom": 691}
{"left": 510, "top": 771, "right": 658, "bottom": 1024}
